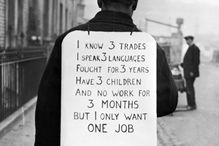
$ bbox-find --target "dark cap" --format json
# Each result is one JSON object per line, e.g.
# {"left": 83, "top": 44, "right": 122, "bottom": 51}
{"left": 184, "top": 35, "right": 194, "bottom": 40}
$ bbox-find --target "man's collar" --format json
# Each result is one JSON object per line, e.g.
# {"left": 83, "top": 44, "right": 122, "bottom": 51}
{"left": 89, "top": 10, "right": 135, "bottom": 27}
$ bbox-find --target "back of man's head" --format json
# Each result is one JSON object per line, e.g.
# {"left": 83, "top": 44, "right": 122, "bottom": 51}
{"left": 98, "top": 0, "right": 138, "bottom": 10}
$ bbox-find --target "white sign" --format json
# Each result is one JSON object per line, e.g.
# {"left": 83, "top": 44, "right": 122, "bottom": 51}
{"left": 61, "top": 31, "right": 157, "bottom": 146}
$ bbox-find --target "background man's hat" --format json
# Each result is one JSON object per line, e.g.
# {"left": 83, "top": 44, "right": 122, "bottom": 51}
{"left": 184, "top": 35, "right": 194, "bottom": 40}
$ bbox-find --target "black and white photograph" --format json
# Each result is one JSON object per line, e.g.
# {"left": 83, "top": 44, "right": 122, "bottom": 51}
{"left": 0, "top": 0, "right": 219, "bottom": 146}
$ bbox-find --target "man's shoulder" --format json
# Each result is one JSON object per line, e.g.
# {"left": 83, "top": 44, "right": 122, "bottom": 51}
{"left": 195, "top": 44, "right": 200, "bottom": 50}
{"left": 157, "top": 44, "right": 165, "bottom": 57}
{"left": 55, "top": 23, "right": 89, "bottom": 44}
{"left": 193, "top": 44, "right": 200, "bottom": 52}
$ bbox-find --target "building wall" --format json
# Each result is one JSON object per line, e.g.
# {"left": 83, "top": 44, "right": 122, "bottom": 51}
{"left": 0, "top": 0, "right": 6, "bottom": 49}
{"left": 75, "top": 0, "right": 86, "bottom": 26}
{"left": 2, "top": 0, "right": 85, "bottom": 49}
{"left": 6, "top": 0, "right": 18, "bottom": 48}
{"left": 22, "top": 0, "right": 29, "bottom": 47}
{"left": 34, "top": 0, "right": 79, "bottom": 42}
{"left": 17, "top": 0, "right": 29, "bottom": 47}
{"left": 45, "top": 0, "right": 85, "bottom": 39}
{"left": 6, "top": 0, "right": 30, "bottom": 48}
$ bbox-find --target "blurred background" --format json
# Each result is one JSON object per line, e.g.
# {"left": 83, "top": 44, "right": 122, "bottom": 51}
{"left": 0, "top": 0, "right": 219, "bottom": 145}
{"left": 85, "top": 0, "right": 219, "bottom": 63}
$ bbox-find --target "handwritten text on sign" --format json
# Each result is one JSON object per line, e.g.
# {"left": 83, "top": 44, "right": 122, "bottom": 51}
{"left": 61, "top": 31, "right": 157, "bottom": 146}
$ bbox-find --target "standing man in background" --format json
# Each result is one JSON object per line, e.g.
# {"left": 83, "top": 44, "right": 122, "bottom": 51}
{"left": 182, "top": 36, "right": 200, "bottom": 110}
{"left": 35, "top": 0, "right": 178, "bottom": 145}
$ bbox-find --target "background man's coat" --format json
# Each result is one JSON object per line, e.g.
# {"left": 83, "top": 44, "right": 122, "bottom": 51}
{"left": 182, "top": 44, "right": 200, "bottom": 79}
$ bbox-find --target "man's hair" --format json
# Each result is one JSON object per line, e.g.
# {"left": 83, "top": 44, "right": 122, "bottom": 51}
{"left": 98, "top": 0, "right": 138, "bottom": 10}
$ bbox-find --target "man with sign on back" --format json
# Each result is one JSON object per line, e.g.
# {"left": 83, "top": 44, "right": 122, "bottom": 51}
{"left": 35, "top": 0, "right": 178, "bottom": 145}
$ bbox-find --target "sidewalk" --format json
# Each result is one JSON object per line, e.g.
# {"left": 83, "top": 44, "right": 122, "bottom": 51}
{"left": 0, "top": 105, "right": 176, "bottom": 146}
{"left": 157, "top": 118, "right": 182, "bottom": 146}
{"left": 0, "top": 105, "right": 35, "bottom": 146}
{"left": 157, "top": 63, "right": 219, "bottom": 146}
{"left": 0, "top": 105, "right": 170, "bottom": 146}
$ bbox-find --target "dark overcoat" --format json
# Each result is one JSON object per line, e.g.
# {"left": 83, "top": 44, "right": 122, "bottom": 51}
{"left": 182, "top": 44, "right": 200, "bottom": 79}
{"left": 35, "top": 11, "right": 178, "bottom": 146}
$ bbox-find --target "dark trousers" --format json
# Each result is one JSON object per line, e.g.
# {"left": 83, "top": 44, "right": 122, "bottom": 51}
{"left": 186, "top": 77, "right": 196, "bottom": 107}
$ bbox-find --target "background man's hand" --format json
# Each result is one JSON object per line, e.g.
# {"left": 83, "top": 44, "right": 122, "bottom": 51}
{"left": 190, "top": 72, "right": 194, "bottom": 77}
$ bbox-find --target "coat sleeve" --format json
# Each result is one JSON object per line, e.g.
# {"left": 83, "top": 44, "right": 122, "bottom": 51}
{"left": 157, "top": 45, "right": 178, "bottom": 117}
{"left": 193, "top": 46, "right": 200, "bottom": 70}
{"left": 35, "top": 36, "right": 62, "bottom": 146}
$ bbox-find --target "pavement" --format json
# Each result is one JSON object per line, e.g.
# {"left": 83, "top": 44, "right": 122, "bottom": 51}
{"left": 0, "top": 106, "right": 35, "bottom": 146}
{"left": 158, "top": 63, "right": 219, "bottom": 146}
{"left": 0, "top": 63, "right": 219, "bottom": 146}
